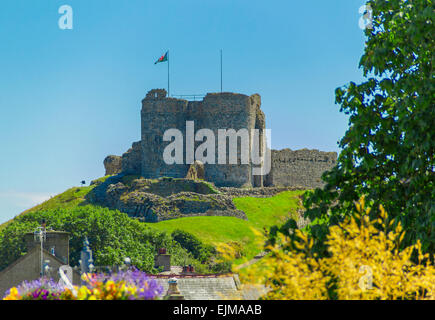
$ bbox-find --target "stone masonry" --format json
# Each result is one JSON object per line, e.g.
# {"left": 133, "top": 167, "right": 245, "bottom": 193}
{"left": 265, "top": 149, "right": 337, "bottom": 189}
{"left": 106, "top": 89, "right": 337, "bottom": 190}
{"left": 104, "top": 155, "right": 122, "bottom": 176}
{"left": 140, "top": 90, "right": 265, "bottom": 188}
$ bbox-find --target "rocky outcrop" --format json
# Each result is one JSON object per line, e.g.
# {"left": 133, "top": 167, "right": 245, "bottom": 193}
{"left": 87, "top": 175, "right": 246, "bottom": 222}
{"left": 103, "top": 155, "right": 122, "bottom": 175}
{"left": 218, "top": 186, "right": 306, "bottom": 198}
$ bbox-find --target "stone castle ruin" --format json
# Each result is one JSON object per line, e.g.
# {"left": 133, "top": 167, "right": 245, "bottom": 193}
{"left": 105, "top": 89, "right": 337, "bottom": 190}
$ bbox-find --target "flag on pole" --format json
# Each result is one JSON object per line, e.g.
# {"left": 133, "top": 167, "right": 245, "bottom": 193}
{"left": 154, "top": 50, "right": 170, "bottom": 96}
{"left": 154, "top": 51, "right": 168, "bottom": 64}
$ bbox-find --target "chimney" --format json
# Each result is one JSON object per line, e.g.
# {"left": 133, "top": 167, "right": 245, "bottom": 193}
{"left": 164, "top": 278, "right": 184, "bottom": 300}
{"left": 25, "top": 230, "right": 70, "bottom": 265}
{"left": 181, "top": 264, "right": 195, "bottom": 275}
{"left": 155, "top": 248, "right": 171, "bottom": 271}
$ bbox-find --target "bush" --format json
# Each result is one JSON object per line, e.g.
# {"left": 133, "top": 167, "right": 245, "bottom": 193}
{"left": 242, "top": 198, "right": 435, "bottom": 300}
{"left": 171, "top": 229, "right": 216, "bottom": 263}
{"left": 3, "top": 269, "right": 163, "bottom": 300}
{"left": 210, "top": 261, "right": 232, "bottom": 274}
{"left": 0, "top": 206, "right": 194, "bottom": 273}
{"left": 303, "top": 0, "right": 435, "bottom": 256}
{"left": 3, "top": 278, "right": 65, "bottom": 300}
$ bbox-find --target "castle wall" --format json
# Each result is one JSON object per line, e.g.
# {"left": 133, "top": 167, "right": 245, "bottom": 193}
{"left": 190, "top": 93, "right": 263, "bottom": 187}
{"left": 121, "top": 141, "right": 142, "bottom": 175}
{"left": 266, "top": 149, "right": 337, "bottom": 189}
{"left": 140, "top": 90, "right": 265, "bottom": 187}
{"left": 141, "top": 97, "right": 190, "bottom": 179}
{"left": 104, "top": 155, "right": 122, "bottom": 176}
{"left": 110, "top": 89, "right": 337, "bottom": 190}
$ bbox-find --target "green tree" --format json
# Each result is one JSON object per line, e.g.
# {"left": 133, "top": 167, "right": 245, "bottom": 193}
{"left": 303, "top": 0, "right": 434, "bottom": 255}
{"left": 0, "top": 206, "right": 195, "bottom": 272}
{"left": 171, "top": 229, "right": 215, "bottom": 263}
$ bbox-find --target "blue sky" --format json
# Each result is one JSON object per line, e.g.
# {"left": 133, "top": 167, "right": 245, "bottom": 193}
{"left": 0, "top": 0, "right": 368, "bottom": 223}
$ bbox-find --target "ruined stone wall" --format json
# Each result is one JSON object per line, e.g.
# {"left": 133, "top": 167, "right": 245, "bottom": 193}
{"left": 140, "top": 89, "right": 265, "bottom": 187}
{"left": 104, "top": 89, "right": 337, "bottom": 190}
{"left": 104, "top": 155, "right": 122, "bottom": 175}
{"left": 267, "top": 149, "right": 337, "bottom": 189}
{"left": 141, "top": 94, "right": 190, "bottom": 179}
{"left": 121, "top": 141, "right": 142, "bottom": 175}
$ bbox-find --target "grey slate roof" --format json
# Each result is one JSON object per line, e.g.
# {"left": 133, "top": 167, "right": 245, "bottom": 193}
{"left": 155, "top": 275, "right": 243, "bottom": 300}
{"left": 153, "top": 273, "right": 269, "bottom": 300}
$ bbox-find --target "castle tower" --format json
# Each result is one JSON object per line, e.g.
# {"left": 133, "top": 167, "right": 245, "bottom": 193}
{"left": 140, "top": 89, "right": 266, "bottom": 188}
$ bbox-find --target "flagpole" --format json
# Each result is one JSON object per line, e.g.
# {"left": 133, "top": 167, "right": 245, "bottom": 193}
{"left": 220, "top": 49, "right": 223, "bottom": 93}
{"left": 167, "top": 50, "right": 170, "bottom": 97}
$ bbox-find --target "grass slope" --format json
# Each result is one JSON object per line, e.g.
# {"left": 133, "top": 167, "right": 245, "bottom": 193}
{"left": 0, "top": 177, "right": 305, "bottom": 265}
{"left": 0, "top": 176, "right": 111, "bottom": 231}
{"left": 145, "top": 190, "right": 304, "bottom": 264}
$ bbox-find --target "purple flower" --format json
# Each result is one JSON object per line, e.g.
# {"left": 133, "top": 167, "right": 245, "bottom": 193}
{"left": 4, "top": 277, "right": 65, "bottom": 300}
{"left": 3, "top": 269, "right": 163, "bottom": 300}
{"left": 85, "top": 268, "right": 163, "bottom": 300}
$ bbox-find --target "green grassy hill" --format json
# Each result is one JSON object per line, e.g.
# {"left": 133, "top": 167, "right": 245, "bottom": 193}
{"left": 146, "top": 191, "right": 304, "bottom": 264}
{"left": 0, "top": 176, "right": 111, "bottom": 232}
{"left": 0, "top": 176, "right": 306, "bottom": 266}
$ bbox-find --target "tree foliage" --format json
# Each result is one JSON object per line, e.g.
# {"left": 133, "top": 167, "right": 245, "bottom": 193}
{"left": 243, "top": 198, "right": 435, "bottom": 300}
{"left": 303, "top": 0, "right": 435, "bottom": 255}
{"left": 171, "top": 229, "right": 216, "bottom": 263}
{"left": 0, "top": 206, "right": 197, "bottom": 272}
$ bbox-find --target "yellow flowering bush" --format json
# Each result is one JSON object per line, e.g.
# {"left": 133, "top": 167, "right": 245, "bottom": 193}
{"left": 61, "top": 270, "right": 163, "bottom": 300}
{"left": 3, "top": 287, "right": 20, "bottom": 301}
{"left": 62, "top": 278, "right": 137, "bottom": 300}
{"left": 240, "top": 197, "right": 435, "bottom": 300}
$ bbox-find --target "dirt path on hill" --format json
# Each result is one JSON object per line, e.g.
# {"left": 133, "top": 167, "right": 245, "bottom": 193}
{"left": 237, "top": 251, "right": 268, "bottom": 269}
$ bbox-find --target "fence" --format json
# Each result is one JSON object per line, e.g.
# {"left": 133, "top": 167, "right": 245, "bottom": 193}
{"left": 171, "top": 94, "right": 206, "bottom": 101}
